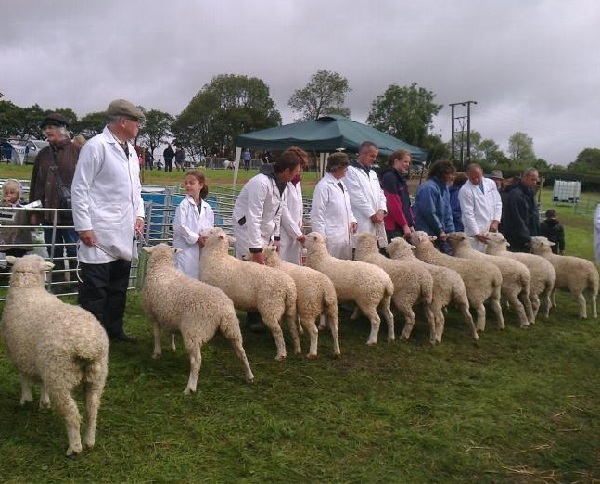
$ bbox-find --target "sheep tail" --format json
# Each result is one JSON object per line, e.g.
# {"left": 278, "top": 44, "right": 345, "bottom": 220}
{"left": 323, "top": 285, "right": 339, "bottom": 325}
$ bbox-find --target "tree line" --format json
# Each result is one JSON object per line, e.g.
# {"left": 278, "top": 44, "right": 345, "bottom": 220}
{"left": 1, "top": 70, "right": 599, "bottom": 172}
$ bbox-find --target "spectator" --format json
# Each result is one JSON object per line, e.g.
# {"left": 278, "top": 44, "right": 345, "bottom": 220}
{"left": 311, "top": 152, "right": 357, "bottom": 260}
{"left": 540, "top": 209, "right": 565, "bottom": 255}
{"left": 343, "top": 141, "right": 388, "bottom": 248}
{"left": 379, "top": 149, "right": 415, "bottom": 241}
{"left": 163, "top": 143, "right": 175, "bottom": 172}
{"left": 0, "top": 179, "right": 32, "bottom": 258}
{"left": 71, "top": 99, "right": 146, "bottom": 343}
{"left": 502, "top": 167, "right": 541, "bottom": 252}
{"left": 174, "top": 146, "right": 186, "bottom": 171}
{"left": 457, "top": 163, "right": 503, "bottom": 252}
{"left": 72, "top": 134, "right": 87, "bottom": 148}
{"left": 242, "top": 148, "right": 252, "bottom": 171}
{"left": 144, "top": 147, "right": 153, "bottom": 171}
{"left": 413, "top": 159, "right": 457, "bottom": 254}
{"left": 449, "top": 172, "right": 468, "bottom": 232}
{"left": 29, "top": 112, "right": 80, "bottom": 289}
{"left": 261, "top": 150, "right": 273, "bottom": 164}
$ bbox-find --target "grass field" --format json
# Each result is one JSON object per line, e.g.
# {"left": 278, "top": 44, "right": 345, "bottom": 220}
{"left": 1, "top": 164, "right": 599, "bottom": 482}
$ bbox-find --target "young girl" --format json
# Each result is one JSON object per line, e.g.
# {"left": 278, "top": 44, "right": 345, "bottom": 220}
{"left": 0, "top": 179, "right": 33, "bottom": 258}
{"left": 172, "top": 171, "right": 214, "bottom": 278}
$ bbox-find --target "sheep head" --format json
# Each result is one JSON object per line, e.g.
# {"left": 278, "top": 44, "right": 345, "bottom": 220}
{"left": 530, "top": 236, "right": 554, "bottom": 255}
{"left": 410, "top": 231, "right": 435, "bottom": 248}
{"left": 6, "top": 254, "right": 54, "bottom": 289}
{"left": 354, "top": 232, "right": 378, "bottom": 253}
{"left": 303, "top": 232, "right": 327, "bottom": 253}
{"left": 484, "top": 232, "right": 509, "bottom": 253}
{"left": 262, "top": 246, "right": 281, "bottom": 267}
{"left": 202, "top": 227, "right": 230, "bottom": 252}
{"left": 387, "top": 236, "right": 415, "bottom": 259}
{"left": 144, "top": 244, "right": 179, "bottom": 266}
{"left": 446, "top": 232, "right": 470, "bottom": 249}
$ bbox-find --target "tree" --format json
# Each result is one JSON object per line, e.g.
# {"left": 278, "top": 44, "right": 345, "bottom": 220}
{"left": 507, "top": 132, "right": 535, "bottom": 163}
{"left": 421, "top": 133, "right": 451, "bottom": 163}
{"left": 367, "top": 83, "right": 442, "bottom": 147}
{"left": 568, "top": 147, "right": 600, "bottom": 173}
{"left": 75, "top": 111, "right": 106, "bottom": 137}
{"left": 0, "top": 101, "right": 45, "bottom": 140}
{"left": 172, "top": 74, "right": 281, "bottom": 157}
{"left": 288, "top": 70, "right": 351, "bottom": 121}
{"left": 137, "top": 109, "right": 174, "bottom": 155}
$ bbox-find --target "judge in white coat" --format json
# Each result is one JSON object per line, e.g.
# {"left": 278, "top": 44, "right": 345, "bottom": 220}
{"left": 71, "top": 99, "right": 145, "bottom": 343}
{"left": 457, "top": 163, "right": 503, "bottom": 252}
{"left": 342, "top": 141, "right": 388, "bottom": 248}
{"left": 279, "top": 172, "right": 304, "bottom": 264}
{"left": 311, "top": 152, "right": 357, "bottom": 260}
{"left": 173, "top": 171, "right": 214, "bottom": 279}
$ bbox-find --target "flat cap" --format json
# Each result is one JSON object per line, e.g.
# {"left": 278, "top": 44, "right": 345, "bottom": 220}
{"left": 106, "top": 99, "right": 145, "bottom": 122}
{"left": 40, "top": 112, "right": 70, "bottom": 128}
{"left": 490, "top": 170, "right": 504, "bottom": 180}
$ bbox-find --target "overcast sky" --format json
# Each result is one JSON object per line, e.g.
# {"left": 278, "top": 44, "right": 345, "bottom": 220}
{"left": 1, "top": 0, "right": 598, "bottom": 165}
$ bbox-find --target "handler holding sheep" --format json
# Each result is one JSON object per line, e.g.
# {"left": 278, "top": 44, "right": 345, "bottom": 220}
{"left": 71, "top": 99, "right": 146, "bottom": 343}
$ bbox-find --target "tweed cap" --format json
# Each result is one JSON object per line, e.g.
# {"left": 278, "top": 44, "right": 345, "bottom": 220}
{"left": 490, "top": 170, "right": 504, "bottom": 180}
{"left": 106, "top": 99, "right": 145, "bottom": 122}
{"left": 40, "top": 112, "right": 70, "bottom": 128}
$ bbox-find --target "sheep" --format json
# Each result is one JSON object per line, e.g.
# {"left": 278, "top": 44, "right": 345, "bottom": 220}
{"left": 142, "top": 244, "right": 254, "bottom": 393}
{"left": 303, "top": 231, "right": 395, "bottom": 345}
{"left": 200, "top": 227, "right": 299, "bottom": 361}
{"left": 1, "top": 254, "right": 109, "bottom": 456}
{"left": 262, "top": 246, "right": 340, "bottom": 358}
{"left": 530, "top": 236, "right": 598, "bottom": 319}
{"left": 387, "top": 236, "right": 478, "bottom": 343}
{"left": 485, "top": 232, "right": 556, "bottom": 319}
{"left": 410, "top": 231, "right": 504, "bottom": 332}
{"left": 447, "top": 232, "right": 534, "bottom": 328}
{"left": 354, "top": 232, "right": 436, "bottom": 343}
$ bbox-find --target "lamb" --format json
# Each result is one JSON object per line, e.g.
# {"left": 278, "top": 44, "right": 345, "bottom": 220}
{"left": 485, "top": 232, "right": 556, "bottom": 318}
{"left": 303, "top": 231, "right": 395, "bottom": 345}
{"left": 387, "top": 236, "right": 478, "bottom": 343}
{"left": 354, "top": 232, "right": 436, "bottom": 343}
{"left": 410, "top": 231, "right": 504, "bottom": 332}
{"left": 200, "top": 227, "right": 299, "bottom": 361}
{"left": 1, "top": 254, "right": 109, "bottom": 456}
{"left": 530, "top": 236, "right": 598, "bottom": 319}
{"left": 447, "top": 232, "right": 534, "bottom": 328}
{"left": 142, "top": 245, "right": 254, "bottom": 393}
{"left": 262, "top": 246, "right": 340, "bottom": 358}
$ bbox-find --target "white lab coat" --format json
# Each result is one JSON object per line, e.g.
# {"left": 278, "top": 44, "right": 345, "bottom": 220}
{"left": 71, "top": 127, "right": 145, "bottom": 263}
{"left": 173, "top": 196, "right": 214, "bottom": 279}
{"left": 280, "top": 181, "right": 303, "bottom": 264}
{"left": 343, "top": 163, "right": 388, "bottom": 247}
{"left": 458, "top": 177, "right": 503, "bottom": 252}
{"left": 232, "top": 172, "right": 286, "bottom": 259}
{"left": 594, "top": 203, "right": 600, "bottom": 263}
{"left": 311, "top": 173, "right": 356, "bottom": 260}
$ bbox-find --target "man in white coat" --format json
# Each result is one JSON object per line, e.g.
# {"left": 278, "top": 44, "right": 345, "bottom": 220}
{"left": 343, "top": 141, "right": 388, "bottom": 248}
{"left": 457, "top": 163, "right": 503, "bottom": 252}
{"left": 71, "top": 99, "right": 146, "bottom": 343}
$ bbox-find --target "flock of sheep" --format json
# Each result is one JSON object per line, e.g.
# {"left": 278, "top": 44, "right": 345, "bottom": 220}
{"left": 1, "top": 227, "right": 598, "bottom": 455}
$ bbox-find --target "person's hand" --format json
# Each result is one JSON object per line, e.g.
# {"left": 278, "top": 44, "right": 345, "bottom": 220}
{"left": 197, "top": 236, "right": 207, "bottom": 247}
{"left": 251, "top": 251, "right": 265, "bottom": 264}
{"left": 438, "top": 231, "right": 447, "bottom": 241}
{"left": 79, "top": 229, "right": 96, "bottom": 247}
{"left": 271, "top": 239, "right": 281, "bottom": 250}
{"left": 403, "top": 226, "right": 413, "bottom": 238}
{"left": 489, "top": 221, "right": 499, "bottom": 233}
{"left": 476, "top": 233, "right": 489, "bottom": 244}
{"left": 370, "top": 210, "right": 385, "bottom": 224}
{"left": 350, "top": 222, "right": 358, "bottom": 234}
{"left": 135, "top": 217, "right": 145, "bottom": 236}
{"left": 296, "top": 234, "right": 306, "bottom": 244}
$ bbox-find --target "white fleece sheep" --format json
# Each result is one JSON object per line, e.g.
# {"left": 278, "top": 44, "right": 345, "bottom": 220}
{"left": 200, "top": 227, "right": 299, "bottom": 361}
{"left": 303, "top": 232, "right": 395, "bottom": 345}
{"left": 530, "top": 236, "right": 598, "bottom": 319}
{"left": 410, "top": 231, "right": 504, "bottom": 332}
{"left": 387, "top": 236, "right": 478, "bottom": 343}
{"left": 142, "top": 244, "right": 254, "bottom": 393}
{"left": 354, "top": 232, "right": 436, "bottom": 343}
{"left": 1, "top": 255, "right": 109, "bottom": 456}
{"left": 262, "top": 246, "right": 340, "bottom": 358}
{"left": 485, "top": 232, "right": 556, "bottom": 319}
{"left": 447, "top": 232, "right": 534, "bottom": 328}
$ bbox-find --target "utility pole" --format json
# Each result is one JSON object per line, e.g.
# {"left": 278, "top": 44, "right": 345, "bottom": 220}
{"left": 449, "top": 100, "right": 477, "bottom": 169}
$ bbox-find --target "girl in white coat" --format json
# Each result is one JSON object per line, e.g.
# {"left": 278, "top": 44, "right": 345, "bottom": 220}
{"left": 311, "top": 152, "right": 357, "bottom": 260}
{"left": 173, "top": 171, "right": 214, "bottom": 279}
{"left": 280, "top": 173, "right": 304, "bottom": 264}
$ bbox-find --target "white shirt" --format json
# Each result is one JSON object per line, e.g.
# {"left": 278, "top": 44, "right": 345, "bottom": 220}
{"left": 279, "top": 181, "right": 303, "bottom": 264}
{"left": 458, "top": 177, "right": 502, "bottom": 252}
{"left": 173, "top": 195, "right": 214, "bottom": 278}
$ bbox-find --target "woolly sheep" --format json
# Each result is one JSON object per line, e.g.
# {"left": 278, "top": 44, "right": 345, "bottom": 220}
{"left": 354, "top": 232, "right": 436, "bottom": 343}
{"left": 485, "top": 232, "right": 556, "bottom": 318}
{"left": 447, "top": 232, "right": 534, "bottom": 328}
{"left": 142, "top": 245, "right": 254, "bottom": 393}
{"left": 303, "top": 232, "right": 395, "bottom": 345}
{"left": 200, "top": 227, "right": 299, "bottom": 361}
{"left": 1, "top": 254, "right": 109, "bottom": 456}
{"left": 387, "top": 236, "right": 478, "bottom": 343}
{"left": 530, "top": 236, "right": 598, "bottom": 319}
{"left": 410, "top": 231, "right": 504, "bottom": 332}
{"left": 263, "top": 246, "right": 340, "bottom": 358}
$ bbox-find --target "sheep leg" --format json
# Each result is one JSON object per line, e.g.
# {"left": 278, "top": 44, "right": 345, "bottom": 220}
{"left": 82, "top": 362, "right": 107, "bottom": 450}
{"left": 152, "top": 321, "right": 162, "bottom": 359}
{"left": 379, "top": 296, "right": 395, "bottom": 341}
{"left": 530, "top": 294, "right": 541, "bottom": 319}
{"left": 457, "top": 302, "right": 478, "bottom": 340}
{"left": 592, "top": 293, "right": 597, "bottom": 319}
{"left": 400, "top": 310, "right": 416, "bottom": 341}
{"left": 263, "top": 317, "right": 287, "bottom": 361}
{"left": 473, "top": 303, "right": 487, "bottom": 332}
{"left": 171, "top": 333, "right": 176, "bottom": 352}
{"left": 506, "top": 292, "right": 530, "bottom": 328}
{"left": 433, "top": 308, "right": 446, "bottom": 343}
{"left": 48, "top": 387, "right": 83, "bottom": 456}
{"left": 423, "top": 305, "right": 436, "bottom": 344}
{"left": 302, "top": 317, "right": 319, "bottom": 359}
{"left": 575, "top": 292, "right": 587, "bottom": 319}
{"left": 541, "top": 289, "right": 552, "bottom": 318}
{"left": 357, "top": 302, "right": 381, "bottom": 345}
{"left": 490, "top": 297, "right": 505, "bottom": 329}
{"left": 184, "top": 344, "right": 201, "bottom": 395}
{"left": 287, "top": 313, "right": 302, "bottom": 356}
{"left": 350, "top": 306, "right": 360, "bottom": 320}
{"left": 228, "top": 337, "right": 254, "bottom": 383}
{"left": 519, "top": 289, "right": 535, "bottom": 325}
{"left": 19, "top": 374, "right": 33, "bottom": 405}
{"left": 318, "top": 314, "right": 326, "bottom": 330}
{"left": 39, "top": 383, "right": 50, "bottom": 409}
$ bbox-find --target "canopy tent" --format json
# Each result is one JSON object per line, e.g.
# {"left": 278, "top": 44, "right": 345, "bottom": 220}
{"left": 233, "top": 115, "right": 428, "bottom": 187}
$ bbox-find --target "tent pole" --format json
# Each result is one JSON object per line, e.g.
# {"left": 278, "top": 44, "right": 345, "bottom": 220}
{"left": 233, "top": 146, "right": 242, "bottom": 190}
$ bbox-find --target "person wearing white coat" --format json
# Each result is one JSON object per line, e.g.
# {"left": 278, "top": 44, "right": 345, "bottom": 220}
{"left": 458, "top": 163, "right": 503, "bottom": 252}
{"left": 279, "top": 176, "right": 303, "bottom": 264}
{"left": 173, "top": 172, "right": 214, "bottom": 279}
{"left": 71, "top": 99, "right": 146, "bottom": 343}
{"left": 311, "top": 152, "right": 357, "bottom": 260}
{"left": 342, "top": 141, "right": 388, "bottom": 248}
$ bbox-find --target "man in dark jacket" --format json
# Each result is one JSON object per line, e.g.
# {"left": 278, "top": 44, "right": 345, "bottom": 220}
{"left": 163, "top": 143, "right": 175, "bottom": 172}
{"left": 379, "top": 149, "right": 415, "bottom": 241}
{"left": 540, "top": 209, "right": 565, "bottom": 254}
{"left": 502, "top": 167, "right": 541, "bottom": 252}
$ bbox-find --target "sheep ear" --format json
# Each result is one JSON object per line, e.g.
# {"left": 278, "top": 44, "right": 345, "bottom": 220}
{"left": 44, "top": 261, "right": 55, "bottom": 271}
{"left": 5, "top": 256, "right": 17, "bottom": 265}
{"left": 143, "top": 246, "right": 153, "bottom": 253}
{"left": 227, "top": 235, "right": 236, "bottom": 245}
{"left": 429, "top": 236, "right": 437, "bottom": 242}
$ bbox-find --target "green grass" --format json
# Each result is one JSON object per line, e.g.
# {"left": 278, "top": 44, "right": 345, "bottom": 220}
{"left": 1, "top": 167, "right": 599, "bottom": 481}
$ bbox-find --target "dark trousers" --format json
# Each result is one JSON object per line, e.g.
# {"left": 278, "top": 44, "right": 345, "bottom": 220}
{"left": 45, "top": 226, "right": 78, "bottom": 284}
{"left": 164, "top": 159, "right": 173, "bottom": 172}
{"left": 78, "top": 259, "right": 131, "bottom": 338}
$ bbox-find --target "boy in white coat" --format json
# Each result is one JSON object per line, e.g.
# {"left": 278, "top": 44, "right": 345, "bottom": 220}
{"left": 279, "top": 173, "right": 304, "bottom": 265}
